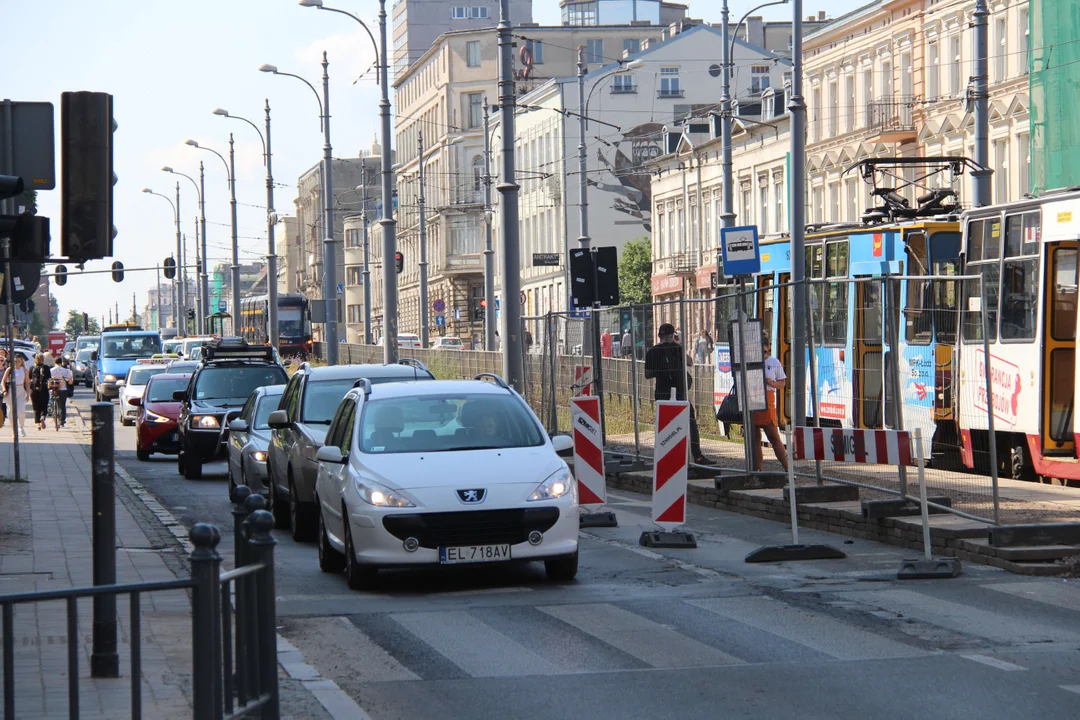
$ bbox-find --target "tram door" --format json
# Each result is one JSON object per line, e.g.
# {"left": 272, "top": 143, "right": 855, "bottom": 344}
{"left": 1043, "top": 243, "right": 1077, "bottom": 456}
{"left": 777, "top": 273, "right": 791, "bottom": 426}
{"left": 854, "top": 277, "right": 884, "bottom": 428}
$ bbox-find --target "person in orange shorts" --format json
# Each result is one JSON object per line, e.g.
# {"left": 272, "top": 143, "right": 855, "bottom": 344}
{"left": 753, "top": 334, "right": 789, "bottom": 472}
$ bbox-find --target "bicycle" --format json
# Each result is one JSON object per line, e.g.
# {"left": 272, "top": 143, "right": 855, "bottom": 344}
{"left": 48, "top": 378, "right": 63, "bottom": 431}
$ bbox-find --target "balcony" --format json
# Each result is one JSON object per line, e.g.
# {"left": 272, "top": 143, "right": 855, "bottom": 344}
{"left": 611, "top": 84, "right": 637, "bottom": 94}
{"left": 867, "top": 95, "right": 918, "bottom": 143}
{"left": 658, "top": 88, "right": 684, "bottom": 99}
{"left": 670, "top": 250, "right": 697, "bottom": 274}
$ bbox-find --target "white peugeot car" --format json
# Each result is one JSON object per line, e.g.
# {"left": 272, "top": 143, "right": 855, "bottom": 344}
{"left": 117, "top": 361, "right": 169, "bottom": 426}
{"left": 313, "top": 375, "right": 579, "bottom": 589}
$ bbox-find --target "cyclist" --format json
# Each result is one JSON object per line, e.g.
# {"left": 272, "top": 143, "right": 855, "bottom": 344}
{"left": 51, "top": 357, "right": 74, "bottom": 428}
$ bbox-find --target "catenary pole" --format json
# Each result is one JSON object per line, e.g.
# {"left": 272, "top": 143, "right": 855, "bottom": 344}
{"left": 418, "top": 130, "right": 429, "bottom": 346}
{"left": 972, "top": 0, "right": 992, "bottom": 206}
{"left": 790, "top": 0, "right": 807, "bottom": 426}
{"left": 320, "top": 53, "right": 339, "bottom": 363}
{"left": 497, "top": 0, "right": 523, "bottom": 389}
{"left": 378, "top": 0, "right": 399, "bottom": 363}
{"left": 483, "top": 101, "right": 497, "bottom": 351}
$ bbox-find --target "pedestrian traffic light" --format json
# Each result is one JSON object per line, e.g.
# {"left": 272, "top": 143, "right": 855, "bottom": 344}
{"left": 61, "top": 91, "right": 117, "bottom": 262}
{"left": 187, "top": 309, "right": 195, "bottom": 320}
{"left": 111, "top": 260, "right": 124, "bottom": 283}
{"left": 395, "top": 251, "right": 404, "bottom": 274}
{"left": 55, "top": 265, "right": 67, "bottom": 286}
{"left": 163, "top": 256, "right": 176, "bottom": 280}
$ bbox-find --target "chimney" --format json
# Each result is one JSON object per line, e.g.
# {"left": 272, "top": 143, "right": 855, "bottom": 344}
{"left": 746, "top": 15, "right": 764, "bottom": 48}
{"left": 818, "top": 11, "right": 826, "bottom": 20}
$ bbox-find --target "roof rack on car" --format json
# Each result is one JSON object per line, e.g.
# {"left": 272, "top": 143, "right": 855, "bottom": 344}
{"left": 351, "top": 378, "right": 373, "bottom": 397}
{"left": 398, "top": 357, "right": 430, "bottom": 373}
{"left": 203, "top": 336, "right": 275, "bottom": 363}
{"left": 473, "top": 373, "right": 509, "bottom": 389}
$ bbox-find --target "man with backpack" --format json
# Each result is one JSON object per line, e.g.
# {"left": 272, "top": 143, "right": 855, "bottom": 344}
{"left": 644, "top": 323, "right": 715, "bottom": 467}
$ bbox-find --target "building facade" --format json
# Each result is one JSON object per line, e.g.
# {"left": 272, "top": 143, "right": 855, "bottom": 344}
{"left": 274, "top": 216, "right": 299, "bottom": 295}
{"left": 803, "top": 0, "right": 1031, "bottom": 223}
{"left": 341, "top": 152, "right": 384, "bottom": 344}
{"left": 392, "top": 0, "right": 533, "bottom": 75}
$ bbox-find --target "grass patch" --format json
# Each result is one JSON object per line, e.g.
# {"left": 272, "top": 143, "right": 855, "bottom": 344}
{"left": 0, "top": 475, "right": 28, "bottom": 484}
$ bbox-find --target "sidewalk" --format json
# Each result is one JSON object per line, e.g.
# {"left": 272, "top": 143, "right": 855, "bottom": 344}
{"left": 0, "top": 412, "right": 192, "bottom": 719}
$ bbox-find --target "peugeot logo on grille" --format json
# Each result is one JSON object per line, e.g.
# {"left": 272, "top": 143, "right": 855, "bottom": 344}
{"left": 456, "top": 488, "right": 487, "bottom": 504}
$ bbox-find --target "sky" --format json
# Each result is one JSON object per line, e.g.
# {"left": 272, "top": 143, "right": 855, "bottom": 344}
{"left": 5, "top": 0, "right": 867, "bottom": 326}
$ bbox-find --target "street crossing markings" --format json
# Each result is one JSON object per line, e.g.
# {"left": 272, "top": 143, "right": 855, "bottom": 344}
{"left": 1060, "top": 685, "right": 1080, "bottom": 695}
{"left": 982, "top": 581, "right": 1080, "bottom": 613}
{"left": 960, "top": 654, "right": 1028, "bottom": 672}
{"left": 835, "top": 589, "right": 1080, "bottom": 645}
{"left": 391, "top": 611, "right": 562, "bottom": 678}
{"left": 284, "top": 617, "right": 421, "bottom": 684}
{"left": 538, "top": 603, "right": 745, "bottom": 668}
{"left": 686, "top": 596, "right": 925, "bottom": 661}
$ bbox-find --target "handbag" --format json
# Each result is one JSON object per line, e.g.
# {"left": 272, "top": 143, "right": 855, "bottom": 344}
{"left": 715, "top": 388, "right": 741, "bottom": 424}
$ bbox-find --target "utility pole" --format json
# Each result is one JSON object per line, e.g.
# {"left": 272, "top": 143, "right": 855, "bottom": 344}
{"left": 720, "top": 0, "right": 736, "bottom": 228}
{"left": 482, "top": 101, "right": 497, "bottom": 351}
{"left": 132, "top": 293, "right": 136, "bottom": 325}
{"left": 320, "top": 52, "right": 340, "bottom": 364}
{"left": 790, "top": 0, "right": 807, "bottom": 426}
{"left": 361, "top": 173, "right": 373, "bottom": 345}
{"left": 228, "top": 133, "right": 241, "bottom": 338}
{"left": 174, "top": 182, "right": 184, "bottom": 336}
{"left": 198, "top": 162, "right": 208, "bottom": 335}
{"left": 265, "top": 99, "right": 279, "bottom": 348}
{"left": 378, "top": 0, "right": 399, "bottom": 363}
{"left": 156, "top": 265, "right": 162, "bottom": 331}
{"left": 193, "top": 218, "right": 202, "bottom": 326}
{"left": 576, "top": 46, "right": 590, "bottom": 249}
{"left": 418, "top": 130, "right": 429, "bottom": 347}
{"left": 972, "top": 0, "right": 992, "bottom": 206}
{"left": 497, "top": 0, "right": 523, "bottom": 390}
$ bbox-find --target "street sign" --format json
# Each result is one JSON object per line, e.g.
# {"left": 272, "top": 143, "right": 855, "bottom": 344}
{"left": 720, "top": 225, "right": 761, "bottom": 277}
{"left": 336, "top": 283, "right": 344, "bottom": 295}
{"left": 455, "top": 309, "right": 461, "bottom": 320}
{"left": 218, "top": 301, "right": 227, "bottom": 312}
{"left": 570, "top": 309, "right": 591, "bottom": 319}
{"left": 435, "top": 314, "right": 445, "bottom": 327}
{"left": 0, "top": 101, "right": 56, "bottom": 190}
{"left": 532, "top": 252, "right": 560, "bottom": 267}
{"left": 432, "top": 298, "right": 446, "bottom": 312}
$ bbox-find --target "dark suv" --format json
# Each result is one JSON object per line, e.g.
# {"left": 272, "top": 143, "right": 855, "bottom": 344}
{"left": 266, "top": 359, "right": 434, "bottom": 540}
{"left": 175, "top": 338, "right": 289, "bottom": 480}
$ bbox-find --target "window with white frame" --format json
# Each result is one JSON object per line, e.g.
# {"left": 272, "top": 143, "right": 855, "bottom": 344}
{"left": 861, "top": 67, "right": 872, "bottom": 125}
{"left": 1018, "top": 133, "right": 1030, "bottom": 196}
{"left": 451, "top": 6, "right": 468, "bottom": 18}
{"left": 659, "top": 67, "right": 681, "bottom": 97}
{"left": 812, "top": 186, "right": 824, "bottom": 224}
{"left": 900, "top": 51, "right": 913, "bottom": 98}
{"left": 690, "top": 197, "right": 698, "bottom": 247}
{"left": 347, "top": 267, "right": 362, "bottom": 285}
{"left": 758, "top": 181, "right": 769, "bottom": 235}
{"left": 676, "top": 207, "right": 685, "bottom": 250}
{"left": 828, "top": 80, "right": 838, "bottom": 137}
{"left": 844, "top": 73, "right": 855, "bottom": 131}
{"left": 466, "top": 40, "right": 480, "bottom": 67}
{"left": 703, "top": 197, "right": 712, "bottom": 250}
{"left": 466, "top": 92, "right": 483, "bottom": 128}
{"left": 949, "top": 35, "right": 961, "bottom": 94}
{"left": 585, "top": 39, "right": 604, "bottom": 64}
{"left": 829, "top": 183, "right": 840, "bottom": 222}
{"left": 811, "top": 86, "right": 822, "bottom": 141}
{"left": 994, "top": 16, "right": 1006, "bottom": 82}
{"left": 526, "top": 39, "right": 543, "bottom": 64}
{"left": 612, "top": 74, "right": 635, "bottom": 93}
{"left": 347, "top": 305, "right": 362, "bottom": 324}
{"left": 927, "top": 39, "right": 939, "bottom": 97}
{"left": 471, "top": 6, "right": 488, "bottom": 18}
{"left": 994, "top": 137, "right": 1010, "bottom": 203}
{"left": 751, "top": 65, "right": 771, "bottom": 94}
{"left": 471, "top": 154, "right": 485, "bottom": 199}
{"left": 624, "top": 39, "right": 640, "bottom": 55}
{"left": 740, "top": 186, "right": 751, "bottom": 226}
{"left": 774, "top": 178, "right": 784, "bottom": 233}
{"left": 1020, "top": 7, "right": 1030, "bottom": 75}
{"left": 667, "top": 211, "right": 675, "bottom": 256}
{"left": 657, "top": 211, "right": 666, "bottom": 257}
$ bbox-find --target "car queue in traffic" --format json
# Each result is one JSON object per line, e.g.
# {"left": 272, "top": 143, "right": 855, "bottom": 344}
{"left": 97, "top": 328, "right": 580, "bottom": 587}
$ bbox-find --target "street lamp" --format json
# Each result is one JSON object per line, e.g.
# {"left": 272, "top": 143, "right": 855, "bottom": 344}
{"left": 186, "top": 137, "right": 240, "bottom": 337}
{"left": 213, "top": 105, "right": 280, "bottom": 348}
{"left": 142, "top": 187, "right": 182, "bottom": 334}
{"left": 162, "top": 164, "right": 207, "bottom": 333}
{"left": 260, "top": 57, "right": 340, "bottom": 364}
{"left": 299, "top": 0, "right": 398, "bottom": 363}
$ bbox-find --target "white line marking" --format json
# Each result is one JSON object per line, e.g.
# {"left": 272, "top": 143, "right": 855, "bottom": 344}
{"left": 1060, "top": 685, "right": 1080, "bottom": 695}
{"left": 437, "top": 586, "right": 534, "bottom": 597}
{"left": 960, "top": 654, "right": 1028, "bottom": 672}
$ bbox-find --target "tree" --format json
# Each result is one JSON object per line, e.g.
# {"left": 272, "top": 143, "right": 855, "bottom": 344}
{"left": 618, "top": 236, "right": 652, "bottom": 305}
{"left": 28, "top": 310, "right": 46, "bottom": 340}
{"left": 48, "top": 296, "right": 59, "bottom": 330}
{"left": 62, "top": 309, "right": 100, "bottom": 338}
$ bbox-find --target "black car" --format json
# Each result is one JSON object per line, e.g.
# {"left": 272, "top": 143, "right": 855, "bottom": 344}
{"left": 175, "top": 337, "right": 289, "bottom": 480}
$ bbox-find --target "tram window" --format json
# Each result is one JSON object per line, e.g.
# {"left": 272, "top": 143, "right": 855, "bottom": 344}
{"left": 714, "top": 284, "right": 739, "bottom": 348}
{"left": 1000, "top": 258, "right": 1038, "bottom": 340}
{"left": 862, "top": 281, "right": 883, "bottom": 346}
{"left": 1005, "top": 212, "right": 1041, "bottom": 258}
{"left": 1049, "top": 348, "right": 1075, "bottom": 444}
{"left": 823, "top": 241, "right": 849, "bottom": 347}
{"left": 1051, "top": 247, "right": 1078, "bottom": 342}
{"left": 1022, "top": 212, "right": 1041, "bottom": 255}
{"left": 930, "top": 231, "right": 961, "bottom": 344}
{"left": 806, "top": 244, "right": 825, "bottom": 344}
{"left": 967, "top": 220, "right": 984, "bottom": 259}
{"left": 905, "top": 233, "right": 932, "bottom": 345}
{"left": 984, "top": 220, "right": 1002, "bottom": 260}
{"left": 961, "top": 263, "right": 1000, "bottom": 342}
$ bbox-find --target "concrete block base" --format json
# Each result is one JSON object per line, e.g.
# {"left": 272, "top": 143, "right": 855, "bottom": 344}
{"left": 896, "top": 557, "right": 962, "bottom": 579}
{"left": 782, "top": 484, "right": 860, "bottom": 504}
{"left": 639, "top": 531, "right": 697, "bottom": 549}
{"left": 744, "top": 544, "right": 847, "bottom": 563}
{"left": 862, "top": 497, "right": 952, "bottom": 519}
{"left": 714, "top": 472, "right": 788, "bottom": 492}
{"left": 579, "top": 511, "right": 618, "bottom": 528}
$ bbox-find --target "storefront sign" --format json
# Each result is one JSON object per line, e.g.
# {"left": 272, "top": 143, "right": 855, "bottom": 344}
{"left": 651, "top": 274, "right": 683, "bottom": 295}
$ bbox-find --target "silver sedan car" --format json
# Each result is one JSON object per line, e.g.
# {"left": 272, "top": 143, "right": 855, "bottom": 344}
{"left": 227, "top": 384, "right": 285, "bottom": 502}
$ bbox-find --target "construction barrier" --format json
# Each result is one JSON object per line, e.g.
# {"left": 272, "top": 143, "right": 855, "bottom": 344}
{"left": 573, "top": 364, "right": 593, "bottom": 397}
{"left": 571, "top": 396, "right": 606, "bottom": 506}
{"left": 793, "top": 427, "right": 913, "bottom": 466}
{"left": 641, "top": 400, "right": 695, "bottom": 547}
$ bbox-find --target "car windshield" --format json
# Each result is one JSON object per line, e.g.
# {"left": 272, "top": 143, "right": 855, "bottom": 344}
{"left": 127, "top": 366, "right": 166, "bottom": 386}
{"left": 194, "top": 366, "right": 288, "bottom": 403}
{"left": 146, "top": 377, "right": 189, "bottom": 403}
{"left": 253, "top": 393, "right": 283, "bottom": 429}
{"left": 279, "top": 308, "right": 304, "bottom": 336}
{"left": 168, "top": 361, "right": 198, "bottom": 373}
{"left": 439, "top": 338, "right": 461, "bottom": 346}
{"left": 162, "top": 340, "right": 182, "bottom": 354}
{"left": 359, "top": 393, "right": 545, "bottom": 454}
{"left": 102, "top": 335, "right": 161, "bottom": 359}
{"left": 302, "top": 376, "right": 419, "bottom": 424}
{"left": 76, "top": 338, "right": 98, "bottom": 351}
{"left": 76, "top": 350, "right": 92, "bottom": 362}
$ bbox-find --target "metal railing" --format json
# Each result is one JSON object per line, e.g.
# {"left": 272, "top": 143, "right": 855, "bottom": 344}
{"left": 867, "top": 95, "right": 918, "bottom": 134}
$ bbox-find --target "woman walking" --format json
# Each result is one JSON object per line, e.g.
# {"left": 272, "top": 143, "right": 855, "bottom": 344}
{"left": 752, "top": 335, "right": 790, "bottom": 472}
{"left": 29, "top": 353, "right": 51, "bottom": 429}
{"left": 3, "top": 354, "right": 30, "bottom": 435}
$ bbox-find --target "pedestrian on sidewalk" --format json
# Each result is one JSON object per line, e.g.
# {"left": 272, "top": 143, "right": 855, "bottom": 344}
{"left": 29, "top": 354, "right": 51, "bottom": 430}
{"left": 42, "top": 348, "right": 55, "bottom": 369}
{"left": 51, "top": 358, "right": 74, "bottom": 427}
{"left": 3, "top": 353, "right": 30, "bottom": 435}
{"left": 644, "top": 323, "right": 715, "bottom": 467}
{"left": 752, "top": 335, "right": 789, "bottom": 472}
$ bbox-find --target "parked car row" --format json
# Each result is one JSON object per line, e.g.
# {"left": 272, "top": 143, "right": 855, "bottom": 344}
{"left": 121, "top": 337, "right": 581, "bottom": 587}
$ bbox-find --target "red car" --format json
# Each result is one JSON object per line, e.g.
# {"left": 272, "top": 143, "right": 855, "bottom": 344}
{"left": 133, "top": 372, "right": 192, "bottom": 461}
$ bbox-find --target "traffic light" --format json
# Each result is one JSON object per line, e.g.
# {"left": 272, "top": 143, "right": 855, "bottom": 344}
{"left": 111, "top": 260, "right": 124, "bottom": 283}
{"left": 187, "top": 309, "right": 195, "bottom": 320}
{"left": 61, "top": 91, "right": 116, "bottom": 262}
{"left": 82, "top": 312, "right": 89, "bottom": 332}
{"left": 0, "top": 175, "right": 49, "bottom": 263}
{"left": 395, "top": 251, "right": 404, "bottom": 274}
{"left": 163, "top": 257, "right": 176, "bottom": 280}
{"left": 55, "top": 264, "right": 67, "bottom": 286}
{"left": 19, "top": 299, "right": 34, "bottom": 314}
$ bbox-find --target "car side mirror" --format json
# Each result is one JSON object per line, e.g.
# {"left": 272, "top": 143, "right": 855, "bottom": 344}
{"left": 172, "top": 390, "right": 186, "bottom": 401}
{"left": 116, "top": 380, "right": 125, "bottom": 388}
{"left": 229, "top": 419, "right": 249, "bottom": 433}
{"left": 90, "top": 351, "right": 98, "bottom": 361}
{"left": 551, "top": 434, "right": 574, "bottom": 457}
{"left": 267, "top": 410, "right": 290, "bottom": 429}
{"left": 315, "top": 446, "right": 346, "bottom": 464}
{"left": 127, "top": 397, "right": 141, "bottom": 407}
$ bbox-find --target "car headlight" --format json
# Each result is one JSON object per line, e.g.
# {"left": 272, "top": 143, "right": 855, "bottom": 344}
{"left": 145, "top": 410, "right": 172, "bottom": 424}
{"left": 354, "top": 476, "right": 415, "bottom": 508}
{"left": 103, "top": 374, "right": 117, "bottom": 382}
{"left": 76, "top": 364, "right": 85, "bottom": 372}
{"left": 192, "top": 415, "right": 220, "bottom": 429}
{"left": 529, "top": 467, "right": 574, "bottom": 501}
{"left": 251, "top": 450, "right": 267, "bottom": 463}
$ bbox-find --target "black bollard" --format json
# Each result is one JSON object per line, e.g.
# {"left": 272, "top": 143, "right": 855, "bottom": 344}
{"left": 90, "top": 402, "right": 119, "bottom": 678}
{"left": 190, "top": 523, "right": 223, "bottom": 719}
{"left": 247, "top": 510, "right": 279, "bottom": 719}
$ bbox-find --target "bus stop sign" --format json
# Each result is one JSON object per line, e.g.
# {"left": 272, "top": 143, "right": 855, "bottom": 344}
{"left": 720, "top": 225, "right": 761, "bottom": 277}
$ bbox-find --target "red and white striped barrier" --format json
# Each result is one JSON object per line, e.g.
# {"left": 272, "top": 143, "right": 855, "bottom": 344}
{"left": 793, "top": 427, "right": 913, "bottom": 466}
{"left": 573, "top": 364, "right": 593, "bottom": 397}
{"left": 571, "top": 396, "right": 606, "bottom": 506}
{"left": 652, "top": 400, "right": 689, "bottom": 529}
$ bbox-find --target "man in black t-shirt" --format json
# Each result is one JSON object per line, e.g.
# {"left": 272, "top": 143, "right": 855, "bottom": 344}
{"left": 644, "top": 323, "right": 715, "bottom": 466}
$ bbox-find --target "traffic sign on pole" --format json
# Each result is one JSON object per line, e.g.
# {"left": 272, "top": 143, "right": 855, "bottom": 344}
{"left": 435, "top": 314, "right": 445, "bottom": 327}
{"left": 720, "top": 225, "right": 761, "bottom": 277}
{"left": 432, "top": 298, "right": 446, "bottom": 313}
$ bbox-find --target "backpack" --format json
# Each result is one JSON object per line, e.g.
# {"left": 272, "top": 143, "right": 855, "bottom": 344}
{"left": 31, "top": 366, "right": 49, "bottom": 392}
